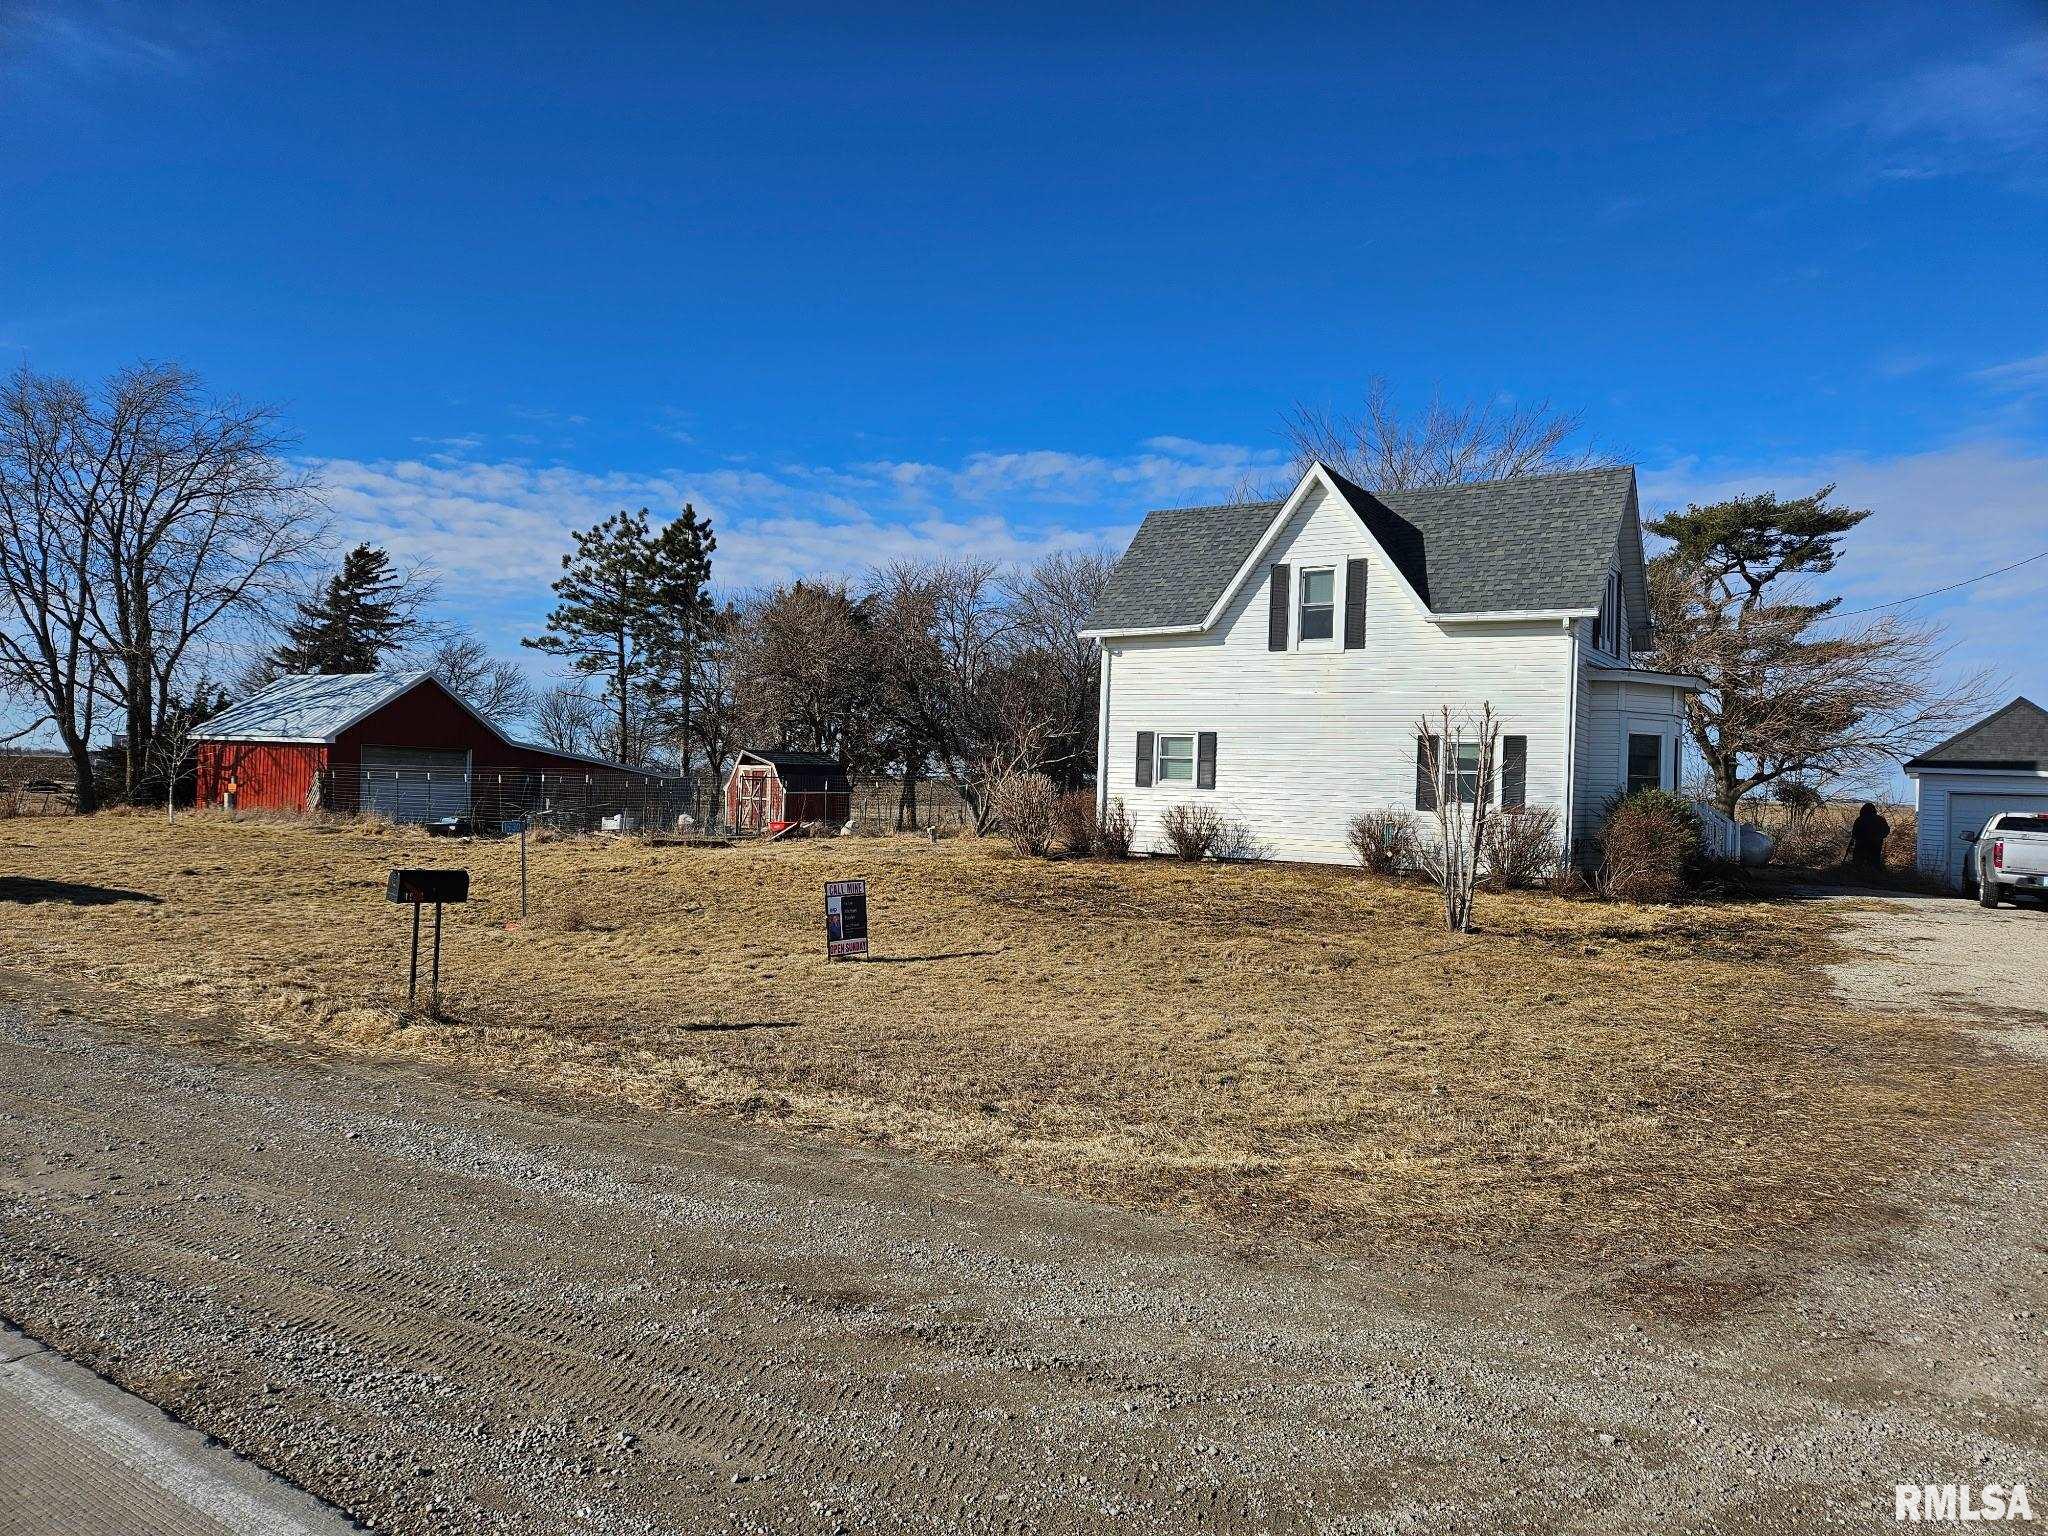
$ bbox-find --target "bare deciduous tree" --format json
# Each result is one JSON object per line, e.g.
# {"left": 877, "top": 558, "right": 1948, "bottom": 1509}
{"left": 427, "top": 633, "right": 535, "bottom": 725}
{"left": 0, "top": 370, "right": 104, "bottom": 807}
{"left": 1286, "top": 376, "right": 1612, "bottom": 490}
{"left": 1002, "top": 548, "right": 1115, "bottom": 790}
{"left": 83, "top": 364, "right": 322, "bottom": 798}
{"left": 1415, "top": 704, "right": 1501, "bottom": 932}
{"left": 532, "top": 683, "right": 605, "bottom": 758}
{"left": 0, "top": 363, "right": 321, "bottom": 810}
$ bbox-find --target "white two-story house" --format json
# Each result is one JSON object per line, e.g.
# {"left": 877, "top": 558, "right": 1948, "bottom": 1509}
{"left": 1082, "top": 461, "right": 1698, "bottom": 864}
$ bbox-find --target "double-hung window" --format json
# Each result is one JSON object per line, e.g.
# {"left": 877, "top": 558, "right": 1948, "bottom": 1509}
{"left": 1452, "top": 740, "right": 1482, "bottom": 804}
{"left": 1156, "top": 734, "right": 1196, "bottom": 783}
{"left": 1298, "top": 567, "right": 1335, "bottom": 643}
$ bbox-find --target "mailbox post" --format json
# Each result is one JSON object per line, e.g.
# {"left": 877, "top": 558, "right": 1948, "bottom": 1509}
{"left": 386, "top": 869, "right": 470, "bottom": 1015}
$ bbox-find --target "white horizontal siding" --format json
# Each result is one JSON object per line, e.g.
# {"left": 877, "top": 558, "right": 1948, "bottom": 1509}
{"left": 1100, "top": 481, "right": 1576, "bottom": 865}
{"left": 1574, "top": 671, "right": 1690, "bottom": 846}
{"left": 1912, "top": 770, "right": 2048, "bottom": 887}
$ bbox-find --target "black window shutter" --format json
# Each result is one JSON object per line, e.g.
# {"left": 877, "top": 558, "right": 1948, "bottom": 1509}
{"left": 1415, "top": 734, "right": 1438, "bottom": 811}
{"left": 1267, "top": 564, "right": 1290, "bottom": 651}
{"left": 1197, "top": 731, "right": 1217, "bottom": 790}
{"left": 1135, "top": 731, "right": 1154, "bottom": 788}
{"left": 1344, "top": 558, "right": 1368, "bottom": 649}
{"left": 1501, "top": 735, "right": 1527, "bottom": 808}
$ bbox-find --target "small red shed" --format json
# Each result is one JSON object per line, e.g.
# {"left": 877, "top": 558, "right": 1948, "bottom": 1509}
{"left": 193, "top": 670, "right": 663, "bottom": 821}
{"left": 722, "top": 749, "right": 852, "bottom": 834}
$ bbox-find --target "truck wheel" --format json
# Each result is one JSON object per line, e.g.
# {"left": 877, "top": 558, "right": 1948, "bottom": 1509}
{"left": 1980, "top": 880, "right": 2001, "bottom": 908}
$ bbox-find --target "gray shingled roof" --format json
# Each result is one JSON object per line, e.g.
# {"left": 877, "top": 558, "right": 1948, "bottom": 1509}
{"left": 1084, "top": 464, "right": 1642, "bottom": 633}
{"left": 195, "top": 671, "right": 435, "bottom": 742}
{"left": 1082, "top": 499, "right": 1283, "bottom": 631}
{"left": 1906, "top": 697, "right": 2048, "bottom": 770}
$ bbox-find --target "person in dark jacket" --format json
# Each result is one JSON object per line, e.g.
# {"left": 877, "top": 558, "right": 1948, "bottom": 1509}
{"left": 1849, "top": 802, "right": 1890, "bottom": 872}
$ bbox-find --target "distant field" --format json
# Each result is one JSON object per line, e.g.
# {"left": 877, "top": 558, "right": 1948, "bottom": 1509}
{"left": 4, "top": 812, "right": 2039, "bottom": 1261}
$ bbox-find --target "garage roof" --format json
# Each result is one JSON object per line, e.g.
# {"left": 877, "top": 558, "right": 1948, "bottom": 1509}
{"left": 1906, "top": 696, "right": 2048, "bottom": 772}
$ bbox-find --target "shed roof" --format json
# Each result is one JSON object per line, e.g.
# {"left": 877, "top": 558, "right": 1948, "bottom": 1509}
{"left": 733, "top": 748, "right": 850, "bottom": 775}
{"left": 1905, "top": 697, "right": 2048, "bottom": 772}
{"left": 1083, "top": 463, "right": 1644, "bottom": 638}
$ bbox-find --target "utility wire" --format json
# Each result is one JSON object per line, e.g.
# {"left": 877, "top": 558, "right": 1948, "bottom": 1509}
{"left": 1827, "top": 548, "right": 2048, "bottom": 618}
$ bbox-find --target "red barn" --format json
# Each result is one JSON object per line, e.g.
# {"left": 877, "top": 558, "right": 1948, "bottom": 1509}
{"left": 722, "top": 749, "right": 852, "bottom": 834}
{"left": 194, "top": 671, "right": 669, "bottom": 824}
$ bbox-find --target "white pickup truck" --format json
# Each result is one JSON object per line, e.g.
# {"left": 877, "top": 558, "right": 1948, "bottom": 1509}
{"left": 1967, "top": 812, "right": 2048, "bottom": 908}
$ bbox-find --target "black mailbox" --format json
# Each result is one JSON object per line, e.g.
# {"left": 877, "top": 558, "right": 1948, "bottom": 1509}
{"left": 386, "top": 869, "right": 470, "bottom": 904}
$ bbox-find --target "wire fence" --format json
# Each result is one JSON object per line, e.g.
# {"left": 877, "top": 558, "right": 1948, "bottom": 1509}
{"left": 315, "top": 767, "right": 982, "bottom": 839}
{"left": 323, "top": 768, "right": 698, "bottom": 836}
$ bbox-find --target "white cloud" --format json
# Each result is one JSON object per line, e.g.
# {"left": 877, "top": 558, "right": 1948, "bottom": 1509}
{"left": 1640, "top": 439, "right": 2048, "bottom": 706}
{"left": 306, "top": 435, "right": 1277, "bottom": 661}
{"left": 1844, "top": 35, "right": 2048, "bottom": 180}
{"left": 1974, "top": 350, "right": 2048, "bottom": 396}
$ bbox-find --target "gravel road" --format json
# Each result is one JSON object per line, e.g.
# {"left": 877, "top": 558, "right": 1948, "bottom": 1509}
{"left": 1, "top": 917, "right": 2043, "bottom": 1534}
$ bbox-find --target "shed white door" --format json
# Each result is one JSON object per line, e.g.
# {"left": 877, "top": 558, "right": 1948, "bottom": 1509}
{"left": 1948, "top": 790, "right": 2048, "bottom": 885}
{"left": 361, "top": 747, "right": 471, "bottom": 823}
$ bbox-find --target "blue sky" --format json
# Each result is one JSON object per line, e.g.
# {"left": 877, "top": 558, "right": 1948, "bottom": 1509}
{"left": 3, "top": 0, "right": 2045, "bottom": 727}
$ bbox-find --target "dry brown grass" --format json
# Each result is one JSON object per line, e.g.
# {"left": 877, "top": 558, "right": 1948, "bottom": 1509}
{"left": 4, "top": 812, "right": 2040, "bottom": 1263}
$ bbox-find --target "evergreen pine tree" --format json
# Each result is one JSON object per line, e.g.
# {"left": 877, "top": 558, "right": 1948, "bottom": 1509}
{"left": 273, "top": 544, "right": 408, "bottom": 673}
{"left": 645, "top": 503, "right": 717, "bottom": 770}
{"left": 522, "top": 505, "right": 718, "bottom": 768}
{"left": 522, "top": 510, "right": 662, "bottom": 763}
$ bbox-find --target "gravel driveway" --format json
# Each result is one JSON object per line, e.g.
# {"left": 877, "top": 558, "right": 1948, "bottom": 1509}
{"left": 1824, "top": 887, "right": 2048, "bottom": 1060}
{"left": 2, "top": 904, "right": 2044, "bottom": 1535}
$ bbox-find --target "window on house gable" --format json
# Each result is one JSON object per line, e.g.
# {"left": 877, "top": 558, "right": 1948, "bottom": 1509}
{"left": 1156, "top": 734, "right": 1196, "bottom": 783}
{"left": 1298, "top": 567, "right": 1335, "bottom": 643}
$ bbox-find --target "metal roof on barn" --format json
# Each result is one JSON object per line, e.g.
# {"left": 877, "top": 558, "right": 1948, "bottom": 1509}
{"left": 196, "top": 671, "right": 435, "bottom": 742}
{"left": 195, "top": 669, "right": 658, "bottom": 775}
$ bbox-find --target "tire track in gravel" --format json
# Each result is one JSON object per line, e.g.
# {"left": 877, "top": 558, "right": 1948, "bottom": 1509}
{"left": 3, "top": 975, "right": 2043, "bottom": 1535}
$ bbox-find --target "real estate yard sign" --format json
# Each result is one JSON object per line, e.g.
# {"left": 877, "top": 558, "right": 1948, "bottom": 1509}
{"left": 825, "top": 879, "right": 869, "bottom": 960}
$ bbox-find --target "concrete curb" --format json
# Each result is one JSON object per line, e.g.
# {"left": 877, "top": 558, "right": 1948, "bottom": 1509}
{"left": 0, "top": 1324, "right": 358, "bottom": 1536}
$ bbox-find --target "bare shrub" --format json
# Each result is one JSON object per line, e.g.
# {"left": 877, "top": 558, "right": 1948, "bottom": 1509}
{"left": 1212, "top": 816, "right": 1270, "bottom": 862}
{"left": 1055, "top": 790, "right": 1097, "bottom": 855}
{"left": 1097, "top": 796, "right": 1133, "bottom": 859}
{"left": 1597, "top": 790, "right": 1704, "bottom": 904}
{"left": 1482, "top": 807, "right": 1561, "bottom": 890}
{"left": 1767, "top": 803, "right": 1850, "bottom": 869}
{"left": 1885, "top": 804, "right": 1916, "bottom": 870}
{"left": 1159, "top": 802, "right": 1223, "bottom": 861}
{"left": 1347, "top": 809, "right": 1417, "bottom": 876}
{"left": 990, "top": 771, "right": 1058, "bottom": 857}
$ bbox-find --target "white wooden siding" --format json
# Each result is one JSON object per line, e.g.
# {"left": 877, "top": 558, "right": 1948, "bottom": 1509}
{"left": 1911, "top": 770, "right": 2048, "bottom": 887}
{"left": 1100, "top": 481, "right": 1577, "bottom": 864}
{"left": 1574, "top": 669, "right": 1690, "bottom": 846}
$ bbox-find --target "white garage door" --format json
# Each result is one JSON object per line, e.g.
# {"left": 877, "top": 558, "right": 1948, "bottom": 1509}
{"left": 1949, "top": 791, "right": 2048, "bottom": 885}
{"left": 360, "top": 748, "right": 471, "bottom": 824}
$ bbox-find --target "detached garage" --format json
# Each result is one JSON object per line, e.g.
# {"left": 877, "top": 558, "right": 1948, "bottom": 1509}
{"left": 194, "top": 670, "right": 666, "bottom": 823}
{"left": 1905, "top": 696, "right": 2048, "bottom": 890}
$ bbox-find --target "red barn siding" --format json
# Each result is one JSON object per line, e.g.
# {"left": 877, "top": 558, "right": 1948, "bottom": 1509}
{"left": 197, "top": 677, "right": 664, "bottom": 820}
{"left": 330, "top": 680, "right": 657, "bottom": 778}
{"left": 195, "top": 742, "right": 328, "bottom": 811}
